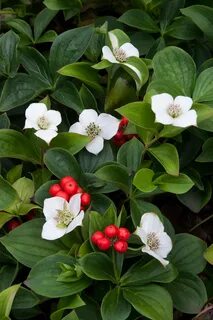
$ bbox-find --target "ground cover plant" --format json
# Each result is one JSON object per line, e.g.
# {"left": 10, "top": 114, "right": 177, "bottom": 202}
{"left": 0, "top": 0, "right": 213, "bottom": 319}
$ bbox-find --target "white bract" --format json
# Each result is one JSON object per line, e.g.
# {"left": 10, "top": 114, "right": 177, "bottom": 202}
{"left": 69, "top": 109, "right": 119, "bottom": 155}
{"left": 102, "top": 31, "right": 141, "bottom": 79}
{"left": 24, "top": 103, "right": 62, "bottom": 144}
{"left": 151, "top": 93, "right": 197, "bottom": 128}
{"left": 135, "top": 212, "right": 172, "bottom": 266}
{"left": 42, "top": 193, "right": 84, "bottom": 240}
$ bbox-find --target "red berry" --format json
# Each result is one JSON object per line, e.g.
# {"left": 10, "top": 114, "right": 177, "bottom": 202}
{"left": 49, "top": 183, "right": 62, "bottom": 196}
{"left": 76, "top": 186, "right": 84, "bottom": 193}
{"left": 97, "top": 237, "right": 111, "bottom": 251}
{"left": 114, "top": 130, "right": 124, "bottom": 140}
{"left": 91, "top": 231, "right": 105, "bottom": 245}
{"left": 119, "top": 117, "right": 128, "bottom": 128}
{"left": 63, "top": 180, "right": 78, "bottom": 195}
{"left": 104, "top": 224, "right": 118, "bottom": 238}
{"left": 117, "top": 227, "right": 131, "bottom": 241}
{"left": 81, "top": 193, "right": 91, "bottom": 206}
{"left": 114, "top": 240, "right": 128, "bottom": 253}
{"left": 60, "top": 176, "right": 76, "bottom": 189}
{"left": 55, "top": 190, "right": 69, "bottom": 201}
{"left": 7, "top": 219, "right": 21, "bottom": 231}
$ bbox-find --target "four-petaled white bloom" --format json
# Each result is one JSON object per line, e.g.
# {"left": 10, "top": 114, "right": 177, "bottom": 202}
{"left": 24, "top": 103, "right": 62, "bottom": 144}
{"left": 42, "top": 193, "right": 84, "bottom": 240}
{"left": 69, "top": 109, "right": 119, "bottom": 155}
{"left": 135, "top": 212, "right": 172, "bottom": 267}
{"left": 151, "top": 93, "right": 197, "bottom": 128}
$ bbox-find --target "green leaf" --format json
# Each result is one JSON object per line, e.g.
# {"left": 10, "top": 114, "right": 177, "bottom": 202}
{"left": 0, "top": 30, "right": 20, "bottom": 77}
{"left": 49, "top": 25, "right": 94, "bottom": 74}
{"left": 166, "top": 17, "right": 201, "bottom": 40}
{"left": 101, "top": 288, "right": 131, "bottom": 320}
{"left": 0, "top": 73, "right": 46, "bottom": 111}
{"left": 34, "top": 180, "right": 58, "bottom": 206}
{"left": 160, "top": 0, "right": 186, "bottom": 30}
{"left": 121, "top": 259, "right": 178, "bottom": 287}
{"left": 123, "top": 285, "right": 172, "bottom": 320}
{"left": 0, "top": 284, "right": 20, "bottom": 319}
{"left": 118, "top": 9, "right": 159, "bottom": 33}
{"left": 0, "top": 219, "right": 69, "bottom": 268}
{"left": 58, "top": 62, "right": 103, "bottom": 93}
{"left": 0, "top": 129, "right": 41, "bottom": 163}
{"left": 95, "top": 163, "right": 130, "bottom": 194}
{"left": 133, "top": 168, "right": 157, "bottom": 193}
{"left": 153, "top": 46, "right": 196, "bottom": 96}
{"left": 44, "top": 0, "right": 81, "bottom": 10}
{"left": 0, "top": 263, "right": 18, "bottom": 291}
{"left": 12, "top": 177, "right": 34, "bottom": 203}
{"left": 34, "top": 8, "right": 58, "bottom": 40}
{"left": 130, "top": 199, "right": 161, "bottom": 228}
{"left": 117, "top": 138, "right": 144, "bottom": 173}
{"left": 12, "top": 287, "right": 40, "bottom": 310}
{"left": 169, "top": 233, "right": 207, "bottom": 274}
{"left": 116, "top": 102, "right": 157, "bottom": 132}
{"left": 89, "top": 208, "right": 117, "bottom": 238}
{"left": 0, "top": 113, "right": 10, "bottom": 129}
{"left": 50, "top": 295, "right": 85, "bottom": 320}
{"left": 7, "top": 19, "right": 33, "bottom": 41}
{"left": 153, "top": 173, "right": 194, "bottom": 194}
{"left": 122, "top": 57, "right": 149, "bottom": 91}
{"left": 165, "top": 272, "right": 207, "bottom": 314}
{"left": 6, "top": 164, "right": 23, "bottom": 184}
{"left": 50, "top": 133, "right": 90, "bottom": 155}
{"left": 80, "top": 252, "right": 115, "bottom": 282}
{"left": 37, "top": 30, "right": 57, "bottom": 43}
{"left": 0, "top": 212, "right": 14, "bottom": 229}
{"left": 51, "top": 79, "right": 84, "bottom": 112}
{"left": 0, "top": 176, "right": 18, "bottom": 211}
{"left": 204, "top": 244, "right": 213, "bottom": 265}
{"left": 193, "top": 67, "right": 213, "bottom": 103}
{"left": 181, "top": 5, "right": 213, "bottom": 42}
{"left": 44, "top": 148, "right": 84, "bottom": 183}
{"left": 26, "top": 254, "right": 91, "bottom": 298}
{"left": 148, "top": 143, "right": 179, "bottom": 176}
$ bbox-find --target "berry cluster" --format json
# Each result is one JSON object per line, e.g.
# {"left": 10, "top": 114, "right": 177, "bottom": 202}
{"left": 91, "top": 224, "right": 131, "bottom": 253}
{"left": 49, "top": 176, "right": 91, "bottom": 209}
{"left": 113, "top": 117, "right": 138, "bottom": 147}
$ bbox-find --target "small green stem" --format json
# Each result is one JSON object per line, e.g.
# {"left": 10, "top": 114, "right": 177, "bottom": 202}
{"left": 190, "top": 214, "right": 213, "bottom": 232}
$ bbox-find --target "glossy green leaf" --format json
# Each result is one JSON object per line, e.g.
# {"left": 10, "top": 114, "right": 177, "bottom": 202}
{"left": 50, "top": 295, "right": 85, "bottom": 320}
{"left": 122, "top": 57, "right": 149, "bottom": 91}
{"left": 169, "top": 233, "right": 207, "bottom": 274}
{"left": 181, "top": 5, "right": 213, "bottom": 42}
{"left": 0, "top": 176, "right": 18, "bottom": 211}
{"left": 166, "top": 17, "right": 201, "bottom": 40}
{"left": 44, "top": 0, "right": 81, "bottom": 10}
{"left": 0, "top": 129, "right": 41, "bottom": 163}
{"left": 12, "top": 287, "right": 40, "bottom": 310}
{"left": 95, "top": 163, "right": 130, "bottom": 194}
{"left": 80, "top": 252, "right": 115, "bottom": 282}
{"left": 123, "top": 285, "right": 172, "bottom": 320}
{"left": 58, "top": 62, "right": 103, "bottom": 93}
{"left": 44, "top": 148, "right": 84, "bottom": 183}
{"left": 193, "top": 67, "right": 213, "bottom": 102}
{"left": 0, "top": 73, "right": 46, "bottom": 111}
{"left": 0, "top": 30, "right": 19, "bottom": 77}
{"left": 0, "top": 284, "right": 20, "bottom": 319}
{"left": 12, "top": 177, "right": 34, "bottom": 203}
{"left": 116, "top": 102, "right": 157, "bottom": 132}
{"left": 27, "top": 254, "right": 91, "bottom": 298}
{"left": 153, "top": 46, "right": 196, "bottom": 96}
{"left": 0, "top": 219, "right": 69, "bottom": 268}
{"left": 49, "top": 25, "right": 94, "bottom": 73}
{"left": 117, "top": 138, "right": 144, "bottom": 173}
{"left": 101, "top": 288, "right": 131, "bottom": 320}
{"left": 7, "top": 19, "right": 33, "bottom": 41}
{"left": 154, "top": 173, "right": 194, "bottom": 194}
{"left": 148, "top": 143, "right": 179, "bottom": 176}
{"left": 0, "top": 212, "right": 14, "bottom": 229}
{"left": 118, "top": 9, "right": 159, "bottom": 32}
{"left": 133, "top": 168, "right": 157, "bottom": 193}
{"left": 165, "top": 272, "right": 207, "bottom": 314}
{"left": 121, "top": 259, "right": 178, "bottom": 287}
{"left": 204, "top": 244, "right": 213, "bottom": 265}
{"left": 0, "top": 263, "right": 18, "bottom": 291}
{"left": 34, "top": 8, "right": 58, "bottom": 40}
{"left": 50, "top": 133, "right": 90, "bottom": 155}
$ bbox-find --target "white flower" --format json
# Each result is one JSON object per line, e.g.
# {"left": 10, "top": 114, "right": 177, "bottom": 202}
{"left": 69, "top": 109, "right": 119, "bottom": 155}
{"left": 42, "top": 193, "right": 84, "bottom": 240}
{"left": 24, "top": 103, "right": 62, "bottom": 144}
{"left": 135, "top": 212, "right": 172, "bottom": 267}
{"left": 151, "top": 93, "right": 197, "bottom": 128}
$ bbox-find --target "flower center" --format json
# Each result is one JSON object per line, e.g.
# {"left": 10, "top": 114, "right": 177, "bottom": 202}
{"left": 147, "top": 232, "right": 160, "bottom": 250}
{"left": 167, "top": 104, "right": 182, "bottom": 118}
{"left": 37, "top": 116, "right": 49, "bottom": 129}
{"left": 85, "top": 122, "right": 101, "bottom": 139}
{"left": 113, "top": 48, "right": 127, "bottom": 62}
{"left": 56, "top": 203, "right": 74, "bottom": 228}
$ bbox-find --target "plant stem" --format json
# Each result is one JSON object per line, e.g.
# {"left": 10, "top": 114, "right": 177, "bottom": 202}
{"left": 190, "top": 214, "right": 213, "bottom": 232}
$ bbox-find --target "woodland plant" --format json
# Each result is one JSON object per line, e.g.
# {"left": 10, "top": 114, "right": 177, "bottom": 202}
{"left": 0, "top": 0, "right": 213, "bottom": 320}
